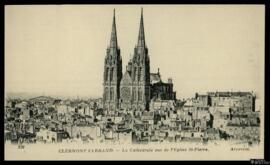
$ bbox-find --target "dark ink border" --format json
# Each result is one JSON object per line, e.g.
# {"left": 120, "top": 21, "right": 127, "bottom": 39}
{"left": 2, "top": 0, "right": 269, "bottom": 163}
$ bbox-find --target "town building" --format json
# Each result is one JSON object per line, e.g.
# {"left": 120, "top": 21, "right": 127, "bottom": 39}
{"left": 207, "top": 91, "right": 256, "bottom": 112}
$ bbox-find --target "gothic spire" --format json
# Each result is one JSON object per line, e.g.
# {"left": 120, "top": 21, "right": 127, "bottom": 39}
{"left": 137, "top": 8, "right": 146, "bottom": 48}
{"left": 110, "top": 9, "right": 118, "bottom": 48}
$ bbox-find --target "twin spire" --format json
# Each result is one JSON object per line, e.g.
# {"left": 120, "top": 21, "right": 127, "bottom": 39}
{"left": 109, "top": 8, "right": 146, "bottom": 49}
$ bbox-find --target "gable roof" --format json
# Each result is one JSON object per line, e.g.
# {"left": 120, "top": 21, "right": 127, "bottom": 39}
{"left": 121, "top": 71, "right": 132, "bottom": 85}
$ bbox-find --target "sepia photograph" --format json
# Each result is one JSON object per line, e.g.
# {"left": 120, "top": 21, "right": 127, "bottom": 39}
{"left": 4, "top": 4, "right": 266, "bottom": 160}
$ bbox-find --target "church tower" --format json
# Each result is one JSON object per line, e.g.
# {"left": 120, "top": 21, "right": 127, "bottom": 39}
{"left": 103, "top": 9, "right": 122, "bottom": 114}
{"left": 130, "top": 8, "right": 151, "bottom": 110}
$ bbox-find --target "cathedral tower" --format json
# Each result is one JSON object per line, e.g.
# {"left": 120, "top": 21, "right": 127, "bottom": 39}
{"left": 103, "top": 9, "right": 122, "bottom": 113}
{"left": 130, "top": 8, "right": 151, "bottom": 110}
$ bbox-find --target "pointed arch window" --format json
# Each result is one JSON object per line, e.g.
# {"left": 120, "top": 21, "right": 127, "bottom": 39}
{"left": 132, "top": 87, "right": 136, "bottom": 101}
{"left": 105, "top": 67, "right": 109, "bottom": 81}
{"left": 110, "top": 68, "right": 114, "bottom": 81}
{"left": 105, "top": 88, "right": 109, "bottom": 101}
{"left": 110, "top": 87, "right": 114, "bottom": 101}
{"left": 138, "top": 88, "right": 142, "bottom": 101}
{"left": 138, "top": 67, "right": 142, "bottom": 81}
{"left": 133, "top": 67, "right": 137, "bottom": 81}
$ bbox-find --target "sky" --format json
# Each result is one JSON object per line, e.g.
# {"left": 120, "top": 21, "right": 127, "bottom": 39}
{"left": 5, "top": 5, "right": 265, "bottom": 100}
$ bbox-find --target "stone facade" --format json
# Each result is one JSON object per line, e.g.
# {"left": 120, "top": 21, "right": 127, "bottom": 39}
{"left": 103, "top": 9, "right": 176, "bottom": 112}
{"left": 119, "top": 9, "right": 151, "bottom": 111}
{"left": 207, "top": 91, "right": 256, "bottom": 112}
{"left": 103, "top": 10, "right": 122, "bottom": 114}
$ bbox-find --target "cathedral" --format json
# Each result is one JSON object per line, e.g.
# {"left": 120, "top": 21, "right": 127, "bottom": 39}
{"left": 103, "top": 9, "right": 176, "bottom": 113}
